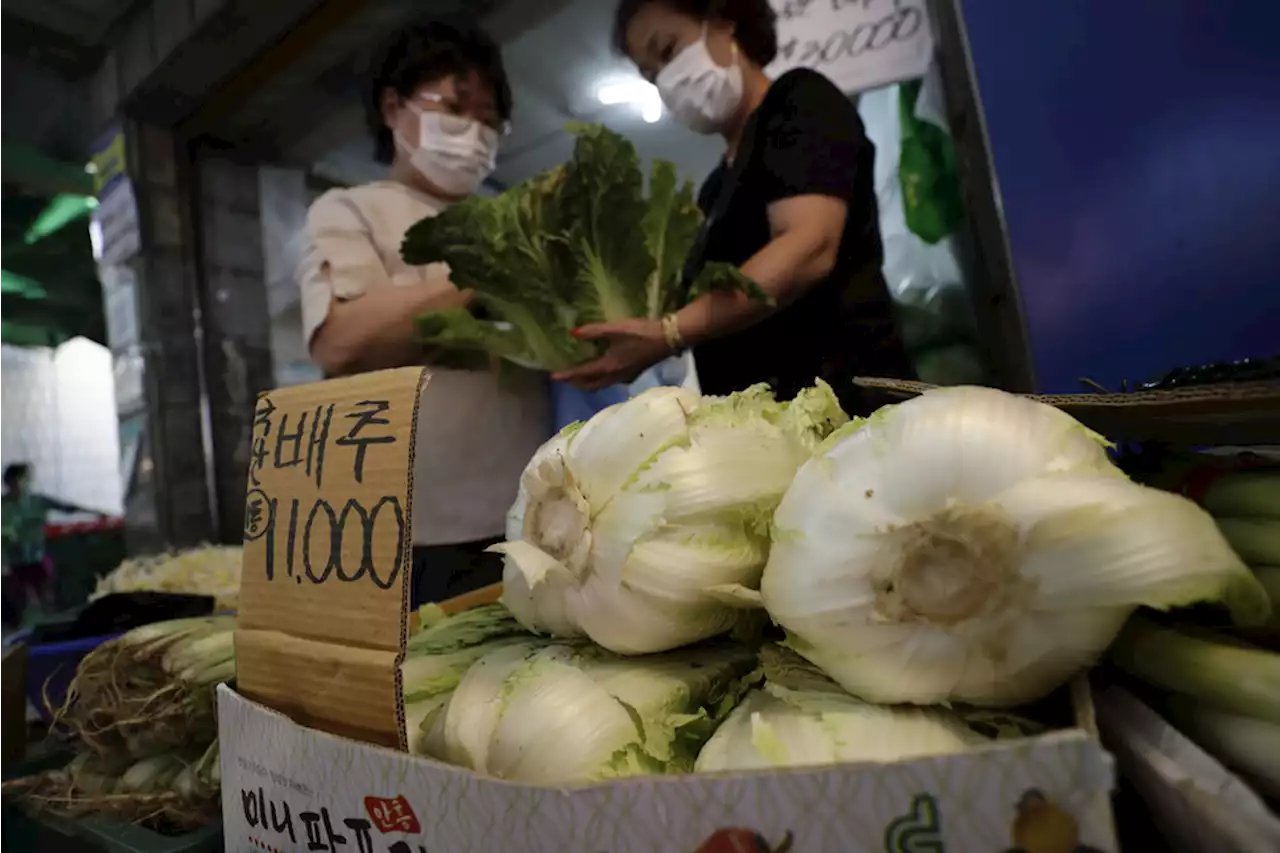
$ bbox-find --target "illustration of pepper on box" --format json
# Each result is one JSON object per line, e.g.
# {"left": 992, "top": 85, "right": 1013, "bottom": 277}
{"left": 1004, "top": 789, "right": 1105, "bottom": 853}
{"left": 692, "top": 828, "right": 794, "bottom": 852}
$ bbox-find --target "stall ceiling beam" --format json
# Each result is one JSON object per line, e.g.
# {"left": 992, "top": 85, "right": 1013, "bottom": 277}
{"left": 88, "top": 0, "right": 332, "bottom": 131}
{"left": 181, "top": 0, "right": 572, "bottom": 166}
{"left": 0, "top": 12, "right": 107, "bottom": 80}
{"left": 179, "top": 0, "right": 378, "bottom": 139}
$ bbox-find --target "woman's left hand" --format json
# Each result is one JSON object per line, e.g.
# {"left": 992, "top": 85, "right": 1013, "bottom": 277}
{"left": 552, "top": 318, "right": 670, "bottom": 390}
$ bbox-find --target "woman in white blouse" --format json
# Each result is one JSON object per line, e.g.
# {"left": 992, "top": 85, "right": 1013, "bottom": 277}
{"left": 296, "top": 21, "right": 551, "bottom": 606}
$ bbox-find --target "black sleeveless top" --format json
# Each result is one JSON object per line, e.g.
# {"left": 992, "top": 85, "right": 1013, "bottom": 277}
{"left": 691, "top": 68, "right": 914, "bottom": 416}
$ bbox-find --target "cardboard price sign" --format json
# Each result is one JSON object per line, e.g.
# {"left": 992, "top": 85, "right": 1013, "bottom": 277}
{"left": 235, "top": 367, "right": 427, "bottom": 749}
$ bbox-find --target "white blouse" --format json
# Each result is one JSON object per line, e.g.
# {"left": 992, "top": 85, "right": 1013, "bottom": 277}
{"left": 297, "top": 181, "right": 550, "bottom": 547}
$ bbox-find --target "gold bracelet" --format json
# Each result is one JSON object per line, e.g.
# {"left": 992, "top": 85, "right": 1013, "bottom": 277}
{"left": 660, "top": 313, "right": 685, "bottom": 353}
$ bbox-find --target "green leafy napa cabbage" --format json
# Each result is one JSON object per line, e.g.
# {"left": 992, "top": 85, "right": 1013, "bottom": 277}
{"left": 401, "top": 123, "right": 764, "bottom": 370}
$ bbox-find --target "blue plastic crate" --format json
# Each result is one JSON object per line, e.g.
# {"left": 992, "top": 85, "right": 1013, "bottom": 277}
{"left": 26, "top": 632, "right": 120, "bottom": 722}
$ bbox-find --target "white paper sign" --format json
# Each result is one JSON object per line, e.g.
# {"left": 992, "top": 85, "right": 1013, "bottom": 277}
{"left": 768, "top": 0, "right": 935, "bottom": 94}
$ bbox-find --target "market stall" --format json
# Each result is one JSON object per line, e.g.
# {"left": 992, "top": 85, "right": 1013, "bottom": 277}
{"left": 5, "top": 366, "right": 1277, "bottom": 851}
{"left": 1, "top": 546, "right": 244, "bottom": 852}
{"left": 4, "top": 0, "right": 1278, "bottom": 848}
{"left": 206, "top": 365, "right": 1276, "bottom": 852}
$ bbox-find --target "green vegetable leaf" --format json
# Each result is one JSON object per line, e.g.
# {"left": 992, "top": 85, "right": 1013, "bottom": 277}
{"left": 416, "top": 309, "right": 535, "bottom": 367}
{"left": 641, "top": 159, "right": 701, "bottom": 318}
{"left": 399, "top": 123, "right": 767, "bottom": 372}
{"left": 560, "top": 124, "right": 650, "bottom": 324}
{"left": 402, "top": 167, "right": 583, "bottom": 369}
{"left": 406, "top": 602, "right": 525, "bottom": 655}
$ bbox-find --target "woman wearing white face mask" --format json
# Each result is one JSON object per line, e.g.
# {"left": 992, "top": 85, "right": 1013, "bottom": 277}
{"left": 556, "top": 0, "right": 915, "bottom": 415}
{"left": 299, "top": 21, "right": 551, "bottom": 607}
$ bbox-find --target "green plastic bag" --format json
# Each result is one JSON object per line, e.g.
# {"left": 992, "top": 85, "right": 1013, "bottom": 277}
{"left": 897, "top": 80, "right": 966, "bottom": 245}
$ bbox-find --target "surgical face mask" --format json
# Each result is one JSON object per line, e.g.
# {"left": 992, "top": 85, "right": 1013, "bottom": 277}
{"left": 654, "top": 27, "right": 743, "bottom": 134}
{"left": 398, "top": 107, "right": 500, "bottom": 197}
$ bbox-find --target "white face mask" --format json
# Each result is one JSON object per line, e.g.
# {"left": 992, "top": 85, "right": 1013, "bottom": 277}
{"left": 398, "top": 107, "right": 499, "bottom": 197}
{"left": 654, "top": 26, "right": 744, "bottom": 134}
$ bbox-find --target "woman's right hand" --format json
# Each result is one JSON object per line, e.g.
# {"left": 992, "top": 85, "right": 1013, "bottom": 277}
{"left": 312, "top": 282, "right": 474, "bottom": 376}
{"left": 411, "top": 281, "right": 474, "bottom": 314}
{"left": 551, "top": 318, "right": 671, "bottom": 390}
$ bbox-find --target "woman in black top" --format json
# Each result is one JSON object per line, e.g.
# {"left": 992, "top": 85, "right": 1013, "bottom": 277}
{"left": 554, "top": 0, "right": 914, "bottom": 414}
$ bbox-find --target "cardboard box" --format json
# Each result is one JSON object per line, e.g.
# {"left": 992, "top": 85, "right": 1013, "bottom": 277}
{"left": 218, "top": 679, "right": 1117, "bottom": 852}
{"left": 219, "top": 368, "right": 1120, "bottom": 851}
{"left": 1095, "top": 685, "right": 1280, "bottom": 853}
{"left": 855, "top": 377, "right": 1280, "bottom": 446}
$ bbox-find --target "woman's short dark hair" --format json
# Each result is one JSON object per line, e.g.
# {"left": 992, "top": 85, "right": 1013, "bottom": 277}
{"left": 364, "top": 20, "right": 513, "bottom": 165}
{"left": 612, "top": 0, "right": 778, "bottom": 67}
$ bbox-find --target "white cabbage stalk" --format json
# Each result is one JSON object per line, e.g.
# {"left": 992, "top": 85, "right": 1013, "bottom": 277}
{"left": 437, "top": 640, "right": 756, "bottom": 783}
{"left": 696, "top": 645, "right": 984, "bottom": 772}
{"left": 399, "top": 603, "right": 531, "bottom": 757}
{"left": 694, "top": 685, "right": 983, "bottom": 772}
{"left": 761, "top": 386, "right": 1272, "bottom": 707}
{"left": 117, "top": 755, "right": 186, "bottom": 794}
{"left": 405, "top": 692, "right": 453, "bottom": 758}
{"left": 497, "top": 383, "right": 847, "bottom": 654}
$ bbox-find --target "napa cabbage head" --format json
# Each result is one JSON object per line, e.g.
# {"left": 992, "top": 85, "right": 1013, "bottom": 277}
{"left": 694, "top": 646, "right": 984, "bottom": 772}
{"left": 400, "top": 603, "right": 533, "bottom": 756}
{"left": 496, "top": 382, "right": 848, "bottom": 654}
{"left": 760, "top": 385, "right": 1270, "bottom": 707}
{"left": 436, "top": 639, "right": 757, "bottom": 783}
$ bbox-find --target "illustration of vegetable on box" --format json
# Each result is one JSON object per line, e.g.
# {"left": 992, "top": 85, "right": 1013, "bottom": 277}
{"left": 1004, "top": 789, "right": 1105, "bottom": 853}
{"left": 692, "top": 828, "right": 793, "bottom": 853}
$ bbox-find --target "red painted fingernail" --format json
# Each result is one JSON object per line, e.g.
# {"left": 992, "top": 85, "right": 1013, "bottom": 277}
{"left": 570, "top": 328, "right": 583, "bottom": 337}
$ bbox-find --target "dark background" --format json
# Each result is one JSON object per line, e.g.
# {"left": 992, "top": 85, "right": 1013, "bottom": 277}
{"left": 963, "top": 0, "right": 1280, "bottom": 392}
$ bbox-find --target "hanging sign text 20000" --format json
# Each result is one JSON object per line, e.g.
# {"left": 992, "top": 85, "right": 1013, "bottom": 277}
{"left": 767, "top": 0, "right": 934, "bottom": 95}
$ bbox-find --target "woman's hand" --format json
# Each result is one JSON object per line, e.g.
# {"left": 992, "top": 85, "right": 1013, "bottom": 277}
{"left": 551, "top": 318, "right": 670, "bottom": 390}
{"left": 425, "top": 286, "right": 475, "bottom": 313}
{"left": 312, "top": 283, "right": 473, "bottom": 376}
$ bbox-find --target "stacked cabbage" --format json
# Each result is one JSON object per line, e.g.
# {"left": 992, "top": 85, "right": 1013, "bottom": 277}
{"left": 93, "top": 545, "right": 243, "bottom": 612}
{"left": 402, "top": 383, "right": 1271, "bottom": 783}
